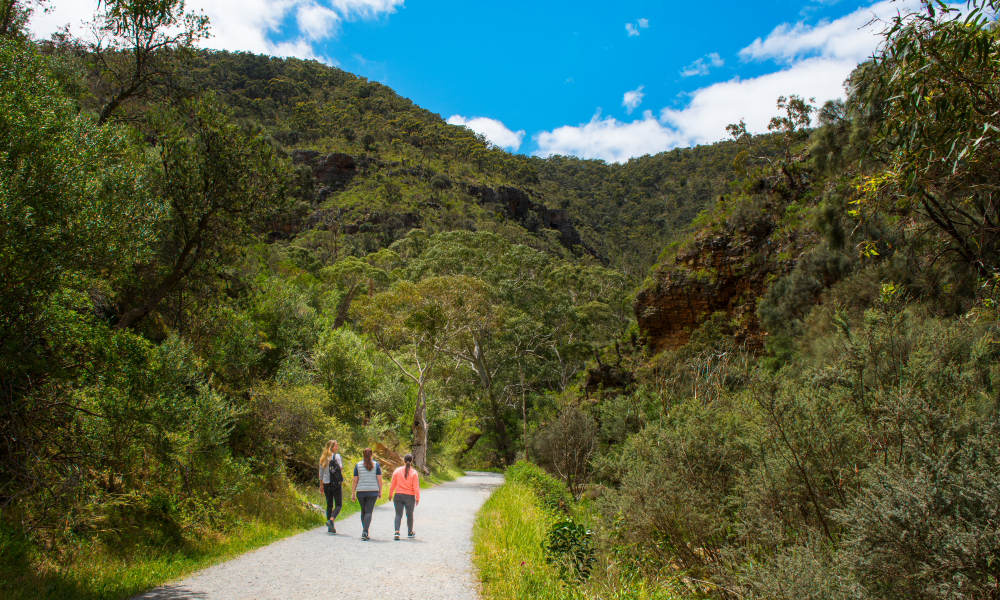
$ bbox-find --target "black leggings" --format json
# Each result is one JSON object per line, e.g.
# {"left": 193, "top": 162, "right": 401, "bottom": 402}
{"left": 324, "top": 482, "right": 342, "bottom": 520}
{"left": 357, "top": 491, "right": 378, "bottom": 534}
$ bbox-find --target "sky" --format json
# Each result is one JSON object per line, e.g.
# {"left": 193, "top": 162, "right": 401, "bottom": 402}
{"left": 29, "top": 0, "right": 922, "bottom": 163}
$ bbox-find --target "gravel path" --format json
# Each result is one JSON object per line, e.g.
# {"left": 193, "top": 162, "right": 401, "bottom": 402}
{"left": 133, "top": 472, "right": 503, "bottom": 600}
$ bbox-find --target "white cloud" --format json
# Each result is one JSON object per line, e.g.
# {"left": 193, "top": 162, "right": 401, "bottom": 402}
{"left": 661, "top": 56, "right": 852, "bottom": 145}
{"left": 297, "top": 3, "right": 341, "bottom": 41}
{"left": 622, "top": 85, "right": 645, "bottom": 114}
{"left": 680, "top": 52, "right": 724, "bottom": 77}
{"left": 29, "top": 0, "right": 404, "bottom": 61}
{"left": 740, "top": 0, "right": 921, "bottom": 64}
{"left": 447, "top": 115, "right": 525, "bottom": 151}
{"left": 329, "top": 0, "right": 403, "bottom": 18}
{"left": 535, "top": 111, "right": 685, "bottom": 163}
{"left": 625, "top": 17, "right": 648, "bottom": 36}
{"left": 535, "top": 1, "right": 914, "bottom": 162}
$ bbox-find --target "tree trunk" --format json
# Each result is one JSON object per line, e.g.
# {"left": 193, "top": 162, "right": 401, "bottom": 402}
{"left": 488, "top": 390, "right": 514, "bottom": 465}
{"left": 412, "top": 380, "right": 429, "bottom": 474}
{"left": 332, "top": 282, "right": 359, "bottom": 329}
{"left": 520, "top": 366, "right": 528, "bottom": 461}
{"left": 0, "top": 0, "right": 15, "bottom": 38}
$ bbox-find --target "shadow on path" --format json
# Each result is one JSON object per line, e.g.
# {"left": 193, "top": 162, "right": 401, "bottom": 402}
{"left": 135, "top": 585, "right": 208, "bottom": 600}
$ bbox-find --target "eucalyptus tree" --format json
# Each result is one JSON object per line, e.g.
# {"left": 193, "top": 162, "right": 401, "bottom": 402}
{"left": 89, "top": 0, "right": 209, "bottom": 124}
{"left": 393, "top": 230, "right": 628, "bottom": 462}
{"left": 114, "top": 96, "right": 290, "bottom": 330}
{"left": 856, "top": 0, "right": 1000, "bottom": 275}
{"left": 0, "top": 0, "right": 45, "bottom": 38}
{"left": 354, "top": 275, "right": 489, "bottom": 471}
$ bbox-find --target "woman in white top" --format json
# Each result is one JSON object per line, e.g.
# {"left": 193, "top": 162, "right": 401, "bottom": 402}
{"left": 318, "top": 439, "right": 344, "bottom": 533}
{"left": 351, "top": 447, "right": 382, "bottom": 540}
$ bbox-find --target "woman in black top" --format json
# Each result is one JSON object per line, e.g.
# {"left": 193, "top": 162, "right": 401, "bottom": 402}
{"left": 318, "top": 439, "right": 343, "bottom": 533}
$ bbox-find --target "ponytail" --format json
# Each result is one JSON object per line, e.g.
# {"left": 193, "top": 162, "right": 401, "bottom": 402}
{"left": 403, "top": 453, "right": 413, "bottom": 479}
{"left": 319, "top": 439, "right": 336, "bottom": 468}
{"left": 363, "top": 447, "right": 374, "bottom": 471}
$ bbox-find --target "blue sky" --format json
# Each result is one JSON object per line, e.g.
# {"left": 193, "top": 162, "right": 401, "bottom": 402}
{"left": 32, "top": 0, "right": 920, "bottom": 162}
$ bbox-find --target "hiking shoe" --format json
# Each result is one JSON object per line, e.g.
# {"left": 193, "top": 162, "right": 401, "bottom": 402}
{"left": 361, "top": 532, "right": 369, "bottom": 541}
{"left": 326, "top": 519, "right": 335, "bottom": 533}
{"left": 394, "top": 531, "right": 400, "bottom": 541}
{"left": 407, "top": 531, "right": 415, "bottom": 538}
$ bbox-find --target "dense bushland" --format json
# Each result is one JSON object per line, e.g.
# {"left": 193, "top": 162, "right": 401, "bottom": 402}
{"left": 525, "top": 3, "right": 1000, "bottom": 599}
{"left": 476, "top": 462, "right": 702, "bottom": 600}
{"left": 0, "top": 0, "right": 658, "bottom": 594}
{"left": 4, "top": 0, "right": 999, "bottom": 598}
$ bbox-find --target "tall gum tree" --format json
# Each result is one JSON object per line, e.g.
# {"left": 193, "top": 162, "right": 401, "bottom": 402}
{"left": 354, "top": 276, "right": 484, "bottom": 471}
{"left": 89, "top": 0, "right": 209, "bottom": 124}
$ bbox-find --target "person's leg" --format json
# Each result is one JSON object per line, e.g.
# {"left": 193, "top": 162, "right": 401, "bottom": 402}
{"left": 331, "top": 484, "right": 343, "bottom": 520}
{"left": 324, "top": 484, "right": 336, "bottom": 520}
{"left": 360, "top": 494, "right": 376, "bottom": 534}
{"left": 394, "top": 496, "right": 405, "bottom": 532}
{"left": 404, "top": 494, "right": 415, "bottom": 534}
{"left": 358, "top": 493, "right": 368, "bottom": 532}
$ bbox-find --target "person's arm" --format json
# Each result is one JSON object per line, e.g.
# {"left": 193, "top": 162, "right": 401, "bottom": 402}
{"left": 319, "top": 463, "right": 324, "bottom": 494}
{"left": 351, "top": 464, "right": 359, "bottom": 501}
{"left": 376, "top": 463, "right": 383, "bottom": 498}
{"left": 414, "top": 472, "right": 420, "bottom": 504}
{"left": 388, "top": 469, "right": 397, "bottom": 500}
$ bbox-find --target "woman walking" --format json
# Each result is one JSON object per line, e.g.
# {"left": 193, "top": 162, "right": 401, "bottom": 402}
{"left": 318, "top": 440, "right": 343, "bottom": 533}
{"left": 388, "top": 453, "right": 420, "bottom": 540}
{"left": 351, "top": 448, "right": 382, "bottom": 540}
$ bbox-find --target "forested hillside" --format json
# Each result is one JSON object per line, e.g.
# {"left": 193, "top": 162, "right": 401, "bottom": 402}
{"left": 3, "top": 0, "right": 999, "bottom": 599}
{"left": 1, "top": 0, "right": 748, "bottom": 595}
{"left": 509, "top": 4, "right": 1000, "bottom": 600}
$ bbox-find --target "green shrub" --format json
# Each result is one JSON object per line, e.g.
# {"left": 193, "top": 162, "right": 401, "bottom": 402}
{"left": 837, "top": 422, "right": 1000, "bottom": 600}
{"left": 544, "top": 519, "right": 596, "bottom": 582}
{"left": 529, "top": 406, "right": 598, "bottom": 496}
{"left": 506, "top": 461, "right": 573, "bottom": 513}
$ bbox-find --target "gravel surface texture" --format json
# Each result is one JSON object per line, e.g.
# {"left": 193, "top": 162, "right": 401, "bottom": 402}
{"left": 132, "top": 471, "right": 503, "bottom": 600}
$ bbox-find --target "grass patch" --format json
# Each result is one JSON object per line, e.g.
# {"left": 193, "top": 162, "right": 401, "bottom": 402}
{"left": 474, "top": 480, "right": 570, "bottom": 600}
{"left": 422, "top": 463, "right": 463, "bottom": 487}
{"left": 2, "top": 467, "right": 465, "bottom": 600}
{"left": 1, "top": 482, "right": 323, "bottom": 600}
{"left": 475, "top": 466, "right": 705, "bottom": 600}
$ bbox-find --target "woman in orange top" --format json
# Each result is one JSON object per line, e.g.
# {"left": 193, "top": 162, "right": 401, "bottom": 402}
{"left": 388, "top": 453, "right": 420, "bottom": 540}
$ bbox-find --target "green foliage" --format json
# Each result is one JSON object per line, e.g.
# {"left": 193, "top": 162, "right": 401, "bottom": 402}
{"left": 478, "top": 475, "right": 708, "bottom": 600}
{"left": 115, "top": 95, "right": 292, "bottom": 329}
{"left": 506, "top": 461, "right": 573, "bottom": 513}
{"left": 530, "top": 405, "right": 598, "bottom": 495}
{"left": 838, "top": 422, "right": 1000, "bottom": 600}
{"left": 0, "top": 40, "right": 158, "bottom": 379}
{"left": 855, "top": 0, "right": 1000, "bottom": 275}
{"left": 544, "top": 519, "right": 596, "bottom": 583}
{"left": 474, "top": 481, "right": 574, "bottom": 600}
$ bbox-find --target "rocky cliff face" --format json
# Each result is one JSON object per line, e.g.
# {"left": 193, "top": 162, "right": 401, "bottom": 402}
{"left": 467, "top": 185, "right": 593, "bottom": 256}
{"left": 287, "top": 151, "right": 594, "bottom": 258}
{"left": 634, "top": 211, "right": 797, "bottom": 354}
{"left": 292, "top": 150, "right": 362, "bottom": 201}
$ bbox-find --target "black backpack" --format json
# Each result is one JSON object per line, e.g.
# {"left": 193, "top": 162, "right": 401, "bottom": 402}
{"left": 328, "top": 455, "right": 344, "bottom": 484}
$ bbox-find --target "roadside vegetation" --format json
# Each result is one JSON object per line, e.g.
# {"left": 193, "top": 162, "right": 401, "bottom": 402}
{"left": 475, "top": 462, "right": 702, "bottom": 600}
{"left": 3, "top": 0, "right": 999, "bottom": 598}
